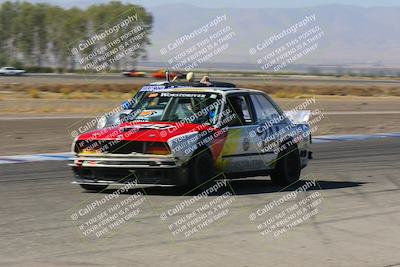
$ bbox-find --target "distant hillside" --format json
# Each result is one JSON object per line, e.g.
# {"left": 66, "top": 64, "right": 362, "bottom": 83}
{"left": 146, "top": 4, "right": 400, "bottom": 67}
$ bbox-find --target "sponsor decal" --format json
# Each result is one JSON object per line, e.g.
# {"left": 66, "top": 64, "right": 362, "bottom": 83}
{"left": 82, "top": 149, "right": 100, "bottom": 155}
{"left": 139, "top": 110, "right": 157, "bottom": 117}
{"left": 148, "top": 93, "right": 159, "bottom": 98}
{"left": 160, "top": 92, "right": 207, "bottom": 98}
{"left": 140, "top": 85, "right": 166, "bottom": 91}
{"left": 121, "top": 124, "right": 176, "bottom": 131}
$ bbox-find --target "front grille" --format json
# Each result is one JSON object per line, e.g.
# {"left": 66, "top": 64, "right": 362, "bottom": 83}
{"left": 75, "top": 140, "right": 144, "bottom": 154}
{"left": 74, "top": 140, "right": 170, "bottom": 155}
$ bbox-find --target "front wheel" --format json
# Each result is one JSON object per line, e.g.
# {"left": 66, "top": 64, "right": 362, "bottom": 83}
{"left": 79, "top": 184, "right": 108, "bottom": 192}
{"left": 270, "top": 146, "right": 301, "bottom": 185}
{"left": 189, "top": 150, "right": 215, "bottom": 189}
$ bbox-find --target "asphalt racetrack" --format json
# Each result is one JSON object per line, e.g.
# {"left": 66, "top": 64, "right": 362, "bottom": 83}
{"left": 1, "top": 138, "right": 399, "bottom": 267}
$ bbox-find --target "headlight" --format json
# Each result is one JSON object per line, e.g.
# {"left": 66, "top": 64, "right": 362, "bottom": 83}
{"left": 96, "top": 115, "right": 107, "bottom": 129}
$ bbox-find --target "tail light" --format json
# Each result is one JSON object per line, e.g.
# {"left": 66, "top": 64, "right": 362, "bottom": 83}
{"left": 146, "top": 142, "right": 171, "bottom": 155}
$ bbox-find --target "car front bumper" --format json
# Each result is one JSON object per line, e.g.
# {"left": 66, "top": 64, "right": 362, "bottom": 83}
{"left": 69, "top": 154, "right": 189, "bottom": 186}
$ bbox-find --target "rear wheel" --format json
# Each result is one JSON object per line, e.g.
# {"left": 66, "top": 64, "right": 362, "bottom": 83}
{"left": 79, "top": 184, "right": 108, "bottom": 192}
{"left": 189, "top": 150, "right": 215, "bottom": 189}
{"left": 270, "top": 145, "right": 301, "bottom": 185}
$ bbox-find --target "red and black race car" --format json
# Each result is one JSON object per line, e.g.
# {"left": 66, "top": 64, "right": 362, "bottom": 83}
{"left": 70, "top": 85, "right": 312, "bottom": 192}
{"left": 151, "top": 69, "right": 185, "bottom": 80}
{"left": 122, "top": 69, "right": 146, "bottom": 77}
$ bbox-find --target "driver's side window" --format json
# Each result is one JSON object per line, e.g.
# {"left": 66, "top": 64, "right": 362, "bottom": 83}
{"left": 223, "top": 95, "right": 253, "bottom": 127}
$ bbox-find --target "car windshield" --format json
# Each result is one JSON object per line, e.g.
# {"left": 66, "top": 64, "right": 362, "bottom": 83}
{"left": 127, "top": 91, "right": 223, "bottom": 125}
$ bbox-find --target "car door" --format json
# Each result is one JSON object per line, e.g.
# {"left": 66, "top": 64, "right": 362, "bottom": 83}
{"left": 250, "top": 93, "right": 290, "bottom": 167}
{"left": 6, "top": 67, "right": 15, "bottom": 75}
{"left": 218, "top": 93, "right": 267, "bottom": 173}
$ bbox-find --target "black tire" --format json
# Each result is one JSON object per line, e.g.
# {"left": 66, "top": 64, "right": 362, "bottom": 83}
{"left": 79, "top": 184, "right": 108, "bottom": 192}
{"left": 270, "top": 145, "right": 301, "bottom": 185}
{"left": 189, "top": 150, "right": 215, "bottom": 189}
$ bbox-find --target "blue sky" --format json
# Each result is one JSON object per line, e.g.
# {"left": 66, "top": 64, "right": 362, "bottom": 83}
{"left": 2, "top": 0, "right": 400, "bottom": 8}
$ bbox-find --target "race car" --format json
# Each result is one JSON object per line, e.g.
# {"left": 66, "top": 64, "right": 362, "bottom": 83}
{"left": 70, "top": 86, "right": 312, "bottom": 192}
{"left": 122, "top": 69, "right": 146, "bottom": 77}
{"left": 151, "top": 69, "right": 185, "bottom": 80}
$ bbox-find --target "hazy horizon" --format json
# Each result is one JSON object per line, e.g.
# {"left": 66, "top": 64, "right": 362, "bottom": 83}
{"left": 1, "top": 0, "right": 400, "bottom": 9}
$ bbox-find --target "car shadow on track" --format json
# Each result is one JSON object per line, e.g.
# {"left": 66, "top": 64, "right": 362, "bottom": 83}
{"left": 93, "top": 179, "right": 365, "bottom": 196}
{"left": 226, "top": 179, "right": 365, "bottom": 195}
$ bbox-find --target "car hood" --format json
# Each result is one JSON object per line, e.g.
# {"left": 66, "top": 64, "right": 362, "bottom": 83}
{"left": 77, "top": 121, "right": 216, "bottom": 143}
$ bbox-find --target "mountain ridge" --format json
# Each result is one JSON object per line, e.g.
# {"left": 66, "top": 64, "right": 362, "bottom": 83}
{"left": 145, "top": 4, "right": 400, "bottom": 67}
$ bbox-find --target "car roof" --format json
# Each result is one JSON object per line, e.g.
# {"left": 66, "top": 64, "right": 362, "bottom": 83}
{"left": 155, "top": 87, "right": 263, "bottom": 95}
{"left": 148, "top": 80, "right": 236, "bottom": 88}
{"left": 141, "top": 80, "right": 265, "bottom": 96}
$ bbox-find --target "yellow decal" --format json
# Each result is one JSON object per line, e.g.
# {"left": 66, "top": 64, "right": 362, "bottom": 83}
{"left": 215, "top": 128, "right": 242, "bottom": 171}
{"left": 81, "top": 149, "right": 100, "bottom": 155}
